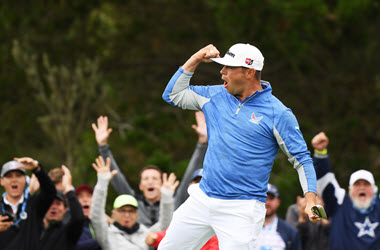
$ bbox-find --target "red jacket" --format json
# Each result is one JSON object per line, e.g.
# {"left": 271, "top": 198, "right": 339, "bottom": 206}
{"left": 150, "top": 228, "right": 219, "bottom": 250}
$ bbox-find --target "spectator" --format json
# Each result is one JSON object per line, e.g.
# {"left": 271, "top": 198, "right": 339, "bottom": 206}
{"left": 286, "top": 195, "right": 330, "bottom": 250}
{"left": 145, "top": 168, "right": 219, "bottom": 250}
{"left": 0, "top": 157, "right": 56, "bottom": 250}
{"left": 253, "top": 183, "right": 302, "bottom": 250}
{"left": 90, "top": 156, "right": 178, "bottom": 250}
{"left": 48, "top": 166, "right": 71, "bottom": 224}
{"left": 74, "top": 184, "right": 102, "bottom": 250}
{"left": 92, "top": 111, "right": 207, "bottom": 226}
{"left": 39, "top": 165, "right": 85, "bottom": 250}
{"left": 312, "top": 132, "right": 380, "bottom": 249}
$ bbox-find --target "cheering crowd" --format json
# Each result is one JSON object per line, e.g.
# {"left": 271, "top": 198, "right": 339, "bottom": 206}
{"left": 1, "top": 41, "right": 378, "bottom": 250}
{"left": 0, "top": 111, "right": 378, "bottom": 250}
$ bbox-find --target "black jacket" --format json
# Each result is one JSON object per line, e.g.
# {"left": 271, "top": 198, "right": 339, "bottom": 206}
{"left": 38, "top": 190, "right": 85, "bottom": 250}
{"left": 0, "top": 166, "right": 56, "bottom": 250}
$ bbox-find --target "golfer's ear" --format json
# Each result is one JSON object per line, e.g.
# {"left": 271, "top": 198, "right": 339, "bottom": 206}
{"left": 245, "top": 68, "right": 256, "bottom": 79}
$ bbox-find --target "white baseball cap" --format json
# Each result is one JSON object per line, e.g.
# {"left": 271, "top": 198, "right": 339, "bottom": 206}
{"left": 349, "top": 169, "right": 375, "bottom": 186}
{"left": 211, "top": 43, "right": 264, "bottom": 71}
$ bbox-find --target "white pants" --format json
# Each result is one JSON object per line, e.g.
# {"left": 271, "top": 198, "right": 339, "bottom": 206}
{"left": 158, "top": 184, "right": 266, "bottom": 250}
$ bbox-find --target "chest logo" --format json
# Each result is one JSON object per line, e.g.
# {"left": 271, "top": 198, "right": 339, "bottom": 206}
{"left": 249, "top": 113, "right": 263, "bottom": 125}
{"left": 354, "top": 216, "right": 379, "bottom": 238}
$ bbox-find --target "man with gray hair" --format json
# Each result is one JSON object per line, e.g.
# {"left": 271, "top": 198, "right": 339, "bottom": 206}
{"left": 312, "top": 132, "right": 380, "bottom": 249}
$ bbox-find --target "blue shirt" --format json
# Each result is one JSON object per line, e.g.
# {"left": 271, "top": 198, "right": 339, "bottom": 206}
{"left": 163, "top": 67, "right": 316, "bottom": 202}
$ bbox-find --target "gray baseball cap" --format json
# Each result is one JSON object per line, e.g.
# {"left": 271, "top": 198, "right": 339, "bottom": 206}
{"left": 1, "top": 161, "right": 26, "bottom": 178}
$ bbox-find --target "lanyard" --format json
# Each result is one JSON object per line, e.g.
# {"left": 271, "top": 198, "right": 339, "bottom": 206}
{"left": 2, "top": 187, "right": 29, "bottom": 226}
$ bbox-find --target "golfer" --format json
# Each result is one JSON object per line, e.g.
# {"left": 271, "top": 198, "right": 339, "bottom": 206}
{"left": 160, "top": 43, "right": 320, "bottom": 249}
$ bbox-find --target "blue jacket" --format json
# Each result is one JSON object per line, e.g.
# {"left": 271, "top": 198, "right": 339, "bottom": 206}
{"left": 314, "top": 154, "right": 380, "bottom": 250}
{"left": 277, "top": 218, "right": 302, "bottom": 250}
{"left": 74, "top": 218, "right": 101, "bottom": 250}
{"left": 163, "top": 67, "right": 316, "bottom": 202}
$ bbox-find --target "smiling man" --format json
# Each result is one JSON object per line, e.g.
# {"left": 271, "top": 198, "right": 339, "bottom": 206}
{"left": 0, "top": 157, "right": 56, "bottom": 250}
{"left": 39, "top": 165, "right": 85, "bottom": 250}
{"left": 90, "top": 156, "right": 178, "bottom": 250}
{"left": 312, "top": 132, "right": 380, "bottom": 249}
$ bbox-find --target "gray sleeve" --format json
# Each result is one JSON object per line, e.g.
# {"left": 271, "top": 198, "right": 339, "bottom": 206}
{"left": 285, "top": 204, "right": 300, "bottom": 228}
{"left": 148, "top": 187, "right": 174, "bottom": 233}
{"left": 174, "top": 142, "right": 207, "bottom": 209}
{"left": 98, "top": 144, "right": 135, "bottom": 196}
{"left": 90, "top": 173, "right": 112, "bottom": 250}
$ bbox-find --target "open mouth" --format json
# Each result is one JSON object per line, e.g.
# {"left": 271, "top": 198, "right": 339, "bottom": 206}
{"left": 83, "top": 205, "right": 90, "bottom": 210}
{"left": 11, "top": 185, "right": 18, "bottom": 191}
{"left": 148, "top": 188, "right": 154, "bottom": 192}
{"left": 358, "top": 192, "right": 366, "bottom": 198}
{"left": 223, "top": 81, "right": 228, "bottom": 88}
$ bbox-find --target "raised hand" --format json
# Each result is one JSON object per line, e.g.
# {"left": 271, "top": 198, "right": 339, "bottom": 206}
{"left": 311, "top": 132, "right": 329, "bottom": 152}
{"left": 162, "top": 173, "right": 180, "bottom": 191}
{"left": 191, "top": 111, "right": 207, "bottom": 144}
{"left": 13, "top": 157, "right": 39, "bottom": 170}
{"left": 92, "top": 116, "right": 113, "bottom": 146}
{"left": 28, "top": 174, "right": 40, "bottom": 195}
{"left": 61, "top": 165, "right": 74, "bottom": 194}
{"left": 183, "top": 44, "right": 220, "bottom": 72}
{"left": 92, "top": 156, "right": 117, "bottom": 178}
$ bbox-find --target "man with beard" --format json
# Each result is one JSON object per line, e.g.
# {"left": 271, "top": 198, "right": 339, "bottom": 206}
{"left": 254, "top": 183, "right": 301, "bottom": 250}
{"left": 312, "top": 132, "right": 380, "bottom": 249}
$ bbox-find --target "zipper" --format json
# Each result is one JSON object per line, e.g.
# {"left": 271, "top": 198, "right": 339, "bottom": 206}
{"left": 234, "top": 92, "right": 258, "bottom": 114}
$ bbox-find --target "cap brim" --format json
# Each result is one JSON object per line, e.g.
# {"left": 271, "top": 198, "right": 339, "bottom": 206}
{"left": 211, "top": 57, "right": 244, "bottom": 67}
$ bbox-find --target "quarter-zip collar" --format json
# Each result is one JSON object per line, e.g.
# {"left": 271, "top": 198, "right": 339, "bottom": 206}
{"left": 230, "top": 81, "right": 272, "bottom": 114}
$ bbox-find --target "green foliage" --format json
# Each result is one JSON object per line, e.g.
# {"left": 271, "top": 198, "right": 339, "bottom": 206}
{"left": 0, "top": 0, "right": 379, "bottom": 217}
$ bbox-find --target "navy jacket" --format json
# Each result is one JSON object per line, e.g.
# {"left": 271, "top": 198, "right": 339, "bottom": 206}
{"left": 277, "top": 218, "right": 302, "bottom": 250}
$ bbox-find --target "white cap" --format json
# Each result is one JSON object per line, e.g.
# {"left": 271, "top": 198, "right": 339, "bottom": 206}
{"left": 349, "top": 169, "right": 375, "bottom": 186}
{"left": 211, "top": 43, "right": 264, "bottom": 71}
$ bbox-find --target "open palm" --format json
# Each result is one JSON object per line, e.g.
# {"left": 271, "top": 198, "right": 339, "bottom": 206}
{"left": 92, "top": 116, "right": 112, "bottom": 146}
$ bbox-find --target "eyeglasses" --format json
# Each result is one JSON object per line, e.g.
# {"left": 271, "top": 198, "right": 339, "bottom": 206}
{"left": 116, "top": 208, "right": 137, "bottom": 215}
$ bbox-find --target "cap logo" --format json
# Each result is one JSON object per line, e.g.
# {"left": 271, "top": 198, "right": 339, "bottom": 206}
{"left": 245, "top": 58, "right": 254, "bottom": 65}
{"left": 225, "top": 51, "right": 235, "bottom": 58}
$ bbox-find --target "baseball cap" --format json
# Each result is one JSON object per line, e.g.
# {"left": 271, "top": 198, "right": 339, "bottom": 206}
{"left": 113, "top": 195, "right": 138, "bottom": 209}
{"left": 349, "top": 170, "right": 375, "bottom": 186}
{"left": 54, "top": 190, "right": 67, "bottom": 206}
{"left": 1, "top": 161, "right": 26, "bottom": 178}
{"left": 192, "top": 168, "right": 203, "bottom": 181}
{"left": 267, "top": 183, "right": 280, "bottom": 198}
{"left": 211, "top": 43, "right": 264, "bottom": 71}
{"left": 75, "top": 185, "right": 93, "bottom": 195}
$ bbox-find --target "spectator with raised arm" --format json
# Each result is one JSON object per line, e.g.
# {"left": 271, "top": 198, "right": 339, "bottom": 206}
{"left": 312, "top": 132, "right": 380, "bottom": 249}
{"left": 90, "top": 156, "right": 178, "bottom": 250}
{"left": 39, "top": 165, "right": 85, "bottom": 250}
{"left": 0, "top": 157, "right": 56, "bottom": 250}
{"left": 92, "top": 112, "right": 207, "bottom": 226}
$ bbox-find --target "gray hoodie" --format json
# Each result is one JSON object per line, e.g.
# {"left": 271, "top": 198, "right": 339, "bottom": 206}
{"left": 90, "top": 172, "right": 174, "bottom": 250}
